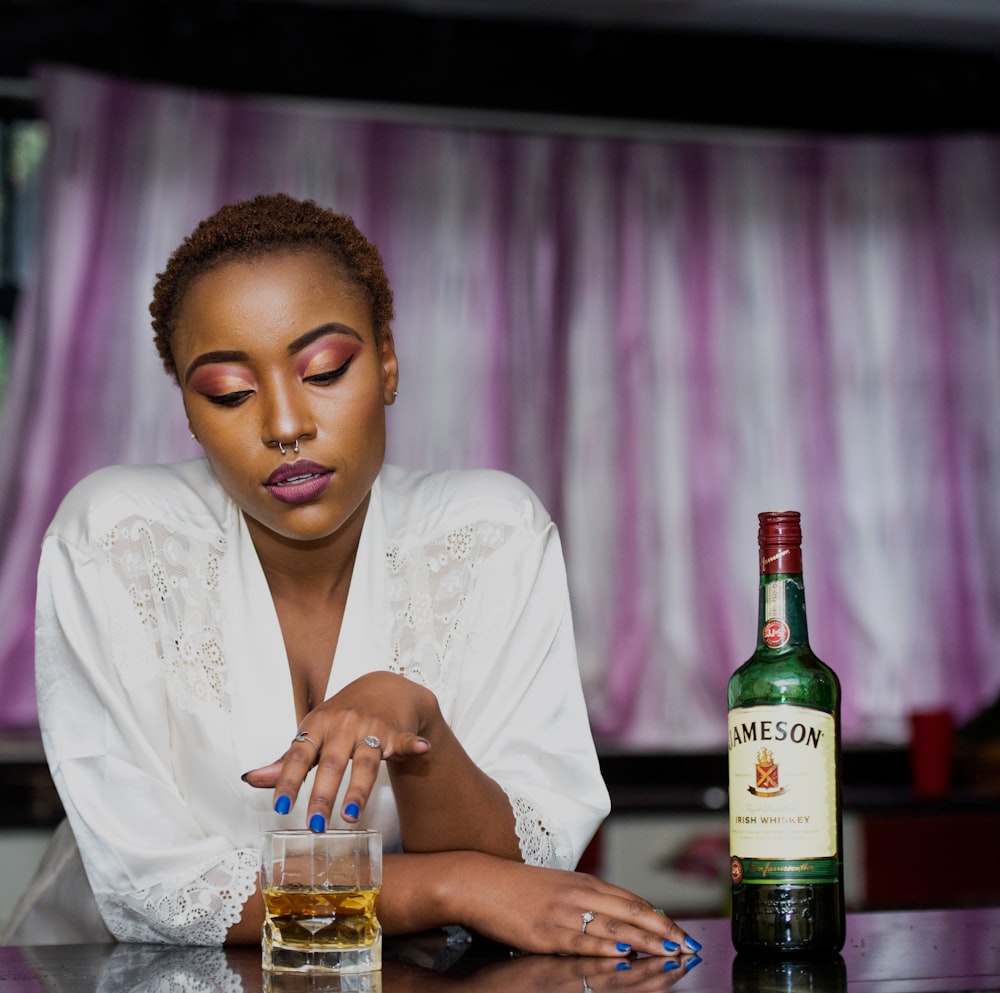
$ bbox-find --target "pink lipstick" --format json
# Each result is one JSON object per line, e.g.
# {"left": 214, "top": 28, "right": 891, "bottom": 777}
{"left": 265, "top": 460, "right": 332, "bottom": 505}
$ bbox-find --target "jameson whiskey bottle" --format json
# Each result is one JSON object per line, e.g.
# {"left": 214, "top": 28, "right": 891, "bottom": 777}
{"left": 728, "top": 511, "right": 845, "bottom": 956}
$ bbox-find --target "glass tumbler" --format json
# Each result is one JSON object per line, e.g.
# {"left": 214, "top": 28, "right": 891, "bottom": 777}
{"left": 261, "top": 829, "right": 382, "bottom": 982}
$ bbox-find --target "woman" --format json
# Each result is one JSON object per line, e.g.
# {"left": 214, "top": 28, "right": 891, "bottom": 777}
{"left": 18, "top": 194, "right": 702, "bottom": 958}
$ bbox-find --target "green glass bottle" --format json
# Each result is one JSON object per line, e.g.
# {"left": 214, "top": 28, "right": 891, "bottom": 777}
{"left": 727, "top": 511, "right": 845, "bottom": 956}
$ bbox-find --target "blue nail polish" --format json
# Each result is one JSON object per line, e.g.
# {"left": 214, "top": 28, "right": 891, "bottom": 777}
{"left": 616, "top": 961, "right": 631, "bottom": 971}
{"left": 344, "top": 802, "right": 360, "bottom": 819}
{"left": 309, "top": 813, "right": 326, "bottom": 833}
{"left": 684, "top": 955, "right": 702, "bottom": 971}
{"left": 274, "top": 795, "right": 291, "bottom": 815}
{"left": 616, "top": 942, "right": 631, "bottom": 953}
{"left": 684, "top": 935, "right": 703, "bottom": 953}
{"left": 663, "top": 939, "right": 680, "bottom": 952}
{"left": 663, "top": 960, "right": 680, "bottom": 972}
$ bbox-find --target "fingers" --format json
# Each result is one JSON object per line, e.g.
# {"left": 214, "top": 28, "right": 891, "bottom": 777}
{"left": 302, "top": 743, "right": 353, "bottom": 832}
{"left": 241, "top": 673, "right": 436, "bottom": 827}
{"left": 240, "top": 760, "right": 281, "bottom": 789}
{"left": 337, "top": 733, "right": 430, "bottom": 823}
{"left": 381, "top": 732, "right": 432, "bottom": 762}
{"left": 242, "top": 729, "right": 431, "bottom": 829}
{"left": 271, "top": 735, "right": 330, "bottom": 822}
{"left": 572, "top": 903, "right": 703, "bottom": 960}
{"left": 336, "top": 735, "right": 383, "bottom": 825}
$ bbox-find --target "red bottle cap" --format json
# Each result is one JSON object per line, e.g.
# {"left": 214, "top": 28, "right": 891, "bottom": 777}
{"left": 758, "top": 510, "right": 803, "bottom": 574}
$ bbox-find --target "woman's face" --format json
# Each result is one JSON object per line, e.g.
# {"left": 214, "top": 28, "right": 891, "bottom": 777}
{"left": 171, "top": 249, "right": 398, "bottom": 550}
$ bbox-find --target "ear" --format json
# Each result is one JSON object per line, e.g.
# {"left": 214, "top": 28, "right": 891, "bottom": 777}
{"left": 380, "top": 332, "right": 399, "bottom": 405}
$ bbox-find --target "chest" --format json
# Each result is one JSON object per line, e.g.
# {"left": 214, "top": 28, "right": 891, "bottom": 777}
{"left": 273, "top": 595, "right": 346, "bottom": 722}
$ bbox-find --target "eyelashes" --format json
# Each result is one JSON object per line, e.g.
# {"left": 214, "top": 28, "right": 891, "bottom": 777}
{"left": 205, "top": 390, "right": 253, "bottom": 408}
{"left": 199, "top": 358, "right": 354, "bottom": 407}
{"left": 303, "top": 356, "right": 353, "bottom": 385}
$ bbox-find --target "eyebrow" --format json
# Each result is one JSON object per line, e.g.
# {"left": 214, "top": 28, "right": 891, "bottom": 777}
{"left": 183, "top": 322, "right": 362, "bottom": 385}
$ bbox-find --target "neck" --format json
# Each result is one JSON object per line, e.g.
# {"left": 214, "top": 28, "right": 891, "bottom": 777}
{"left": 245, "top": 493, "right": 370, "bottom": 603}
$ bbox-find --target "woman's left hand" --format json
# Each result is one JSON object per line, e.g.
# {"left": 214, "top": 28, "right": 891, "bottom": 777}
{"left": 242, "top": 671, "right": 436, "bottom": 830}
{"left": 435, "top": 853, "right": 704, "bottom": 960}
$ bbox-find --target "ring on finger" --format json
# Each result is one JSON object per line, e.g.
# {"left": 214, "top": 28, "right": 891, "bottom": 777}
{"left": 292, "top": 730, "right": 320, "bottom": 755}
{"left": 354, "top": 735, "right": 383, "bottom": 755}
{"left": 581, "top": 910, "right": 596, "bottom": 933}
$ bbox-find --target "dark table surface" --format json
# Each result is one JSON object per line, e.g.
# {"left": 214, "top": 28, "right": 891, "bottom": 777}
{"left": 2, "top": 906, "right": 999, "bottom": 992}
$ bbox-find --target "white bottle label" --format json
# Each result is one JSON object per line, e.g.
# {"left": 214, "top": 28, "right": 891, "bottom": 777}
{"left": 728, "top": 704, "right": 838, "bottom": 884}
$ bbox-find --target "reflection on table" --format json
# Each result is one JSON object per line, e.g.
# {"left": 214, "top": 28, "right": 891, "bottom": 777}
{"left": 1, "top": 906, "right": 998, "bottom": 993}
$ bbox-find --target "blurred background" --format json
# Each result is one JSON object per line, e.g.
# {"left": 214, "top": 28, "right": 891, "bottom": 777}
{"left": 1, "top": 0, "right": 1000, "bottom": 922}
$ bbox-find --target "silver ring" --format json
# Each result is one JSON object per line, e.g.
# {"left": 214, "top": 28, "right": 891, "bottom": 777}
{"left": 356, "top": 735, "right": 383, "bottom": 752}
{"left": 581, "top": 910, "right": 596, "bottom": 933}
{"left": 583, "top": 981, "right": 594, "bottom": 993}
{"left": 292, "top": 731, "right": 320, "bottom": 754}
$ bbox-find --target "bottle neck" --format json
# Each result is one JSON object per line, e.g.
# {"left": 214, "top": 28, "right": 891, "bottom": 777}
{"left": 756, "top": 571, "right": 811, "bottom": 650}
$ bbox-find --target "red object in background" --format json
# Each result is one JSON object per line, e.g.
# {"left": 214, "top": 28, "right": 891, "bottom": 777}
{"left": 577, "top": 830, "right": 602, "bottom": 875}
{"left": 863, "top": 809, "right": 1000, "bottom": 909}
{"left": 909, "top": 708, "right": 955, "bottom": 799}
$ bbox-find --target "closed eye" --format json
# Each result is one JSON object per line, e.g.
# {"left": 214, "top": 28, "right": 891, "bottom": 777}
{"left": 305, "top": 357, "right": 353, "bottom": 385}
{"left": 204, "top": 390, "right": 254, "bottom": 407}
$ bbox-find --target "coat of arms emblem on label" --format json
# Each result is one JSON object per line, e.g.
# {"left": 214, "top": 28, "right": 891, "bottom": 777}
{"left": 748, "top": 746, "right": 788, "bottom": 796}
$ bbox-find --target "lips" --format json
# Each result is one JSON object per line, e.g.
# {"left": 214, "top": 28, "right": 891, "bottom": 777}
{"left": 264, "top": 460, "right": 333, "bottom": 504}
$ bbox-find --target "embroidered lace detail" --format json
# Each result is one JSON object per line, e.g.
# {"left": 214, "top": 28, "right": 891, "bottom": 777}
{"left": 99, "top": 515, "right": 230, "bottom": 715}
{"left": 503, "top": 785, "right": 575, "bottom": 870}
{"left": 386, "top": 520, "right": 512, "bottom": 709}
{"left": 98, "top": 848, "right": 259, "bottom": 946}
{"left": 99, "top": 944, "right": 244, "bottom": 993}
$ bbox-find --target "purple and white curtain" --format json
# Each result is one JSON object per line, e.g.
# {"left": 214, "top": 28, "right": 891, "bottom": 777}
{"left": 1, "top": 64, "right": 999, "bottom": 748}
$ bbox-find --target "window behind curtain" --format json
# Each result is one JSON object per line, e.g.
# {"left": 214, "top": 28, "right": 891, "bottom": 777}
{"left": 0, "top": 112, "right": 48, "bottom": 407}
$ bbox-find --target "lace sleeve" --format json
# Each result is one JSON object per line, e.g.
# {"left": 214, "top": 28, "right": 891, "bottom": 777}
{"left": 96, "top": 849, "right": 260, "bottom": 945}
{"left": 501, "top": 784, "right": 575, "bottom": 870}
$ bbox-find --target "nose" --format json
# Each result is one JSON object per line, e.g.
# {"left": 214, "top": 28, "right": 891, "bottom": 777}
{"left": 260, "top": 377, "right": 315, "bottom": 452}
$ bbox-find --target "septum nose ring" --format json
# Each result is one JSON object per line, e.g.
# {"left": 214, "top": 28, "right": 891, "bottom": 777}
{"left": 277, "top": 439, "right": 300, "bottom": 456}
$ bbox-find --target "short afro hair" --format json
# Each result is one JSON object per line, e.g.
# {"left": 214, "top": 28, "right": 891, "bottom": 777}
{"left": 150, "top": 193, "right": 395, "bottom": 381}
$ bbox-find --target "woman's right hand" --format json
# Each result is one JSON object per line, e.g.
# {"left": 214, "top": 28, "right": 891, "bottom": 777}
{"left": 242, "top": 671, "right": 436, "bottom": 830}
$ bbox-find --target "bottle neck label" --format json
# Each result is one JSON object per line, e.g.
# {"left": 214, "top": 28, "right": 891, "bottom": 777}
{"left": 728, "top": 704, "right": 838, "bottom": 876}
{"left": 758, "top": 576, "right": 809, "bottom": 648}
{"left": 759, "top": 544, "right": 802, "bottom": 575}
{"left": 763, "top": 581, "right": 790, "bottom": 648}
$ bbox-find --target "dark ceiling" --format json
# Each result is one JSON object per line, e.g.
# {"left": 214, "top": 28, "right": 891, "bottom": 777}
{"left": 1, "top": 0, "right": 999, "bottom": 133}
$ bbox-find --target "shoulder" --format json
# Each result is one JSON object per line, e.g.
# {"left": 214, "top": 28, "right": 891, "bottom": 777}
{"left": 45, "top": 459, "right": 233, "bottom": 547}
{"left": 378, "top": 464, "right": 553, "bottom": 539}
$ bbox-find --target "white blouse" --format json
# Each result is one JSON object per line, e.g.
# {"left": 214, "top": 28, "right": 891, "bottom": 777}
{"left": 31, "top": 459, "right": 609, "bottom": 945}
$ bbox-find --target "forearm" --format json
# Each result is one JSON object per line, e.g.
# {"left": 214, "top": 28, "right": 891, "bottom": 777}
{"left": 389, "top": 714, "right": 521, "bottom": 861}
{"left": 227, "top": 851, "right": 484, "bottom": 943}
{"left": 227, "top": 885, "right": 266, "bottom": 945}
{"left": 376, "top": 851, "right": 484, "bottom": 935}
